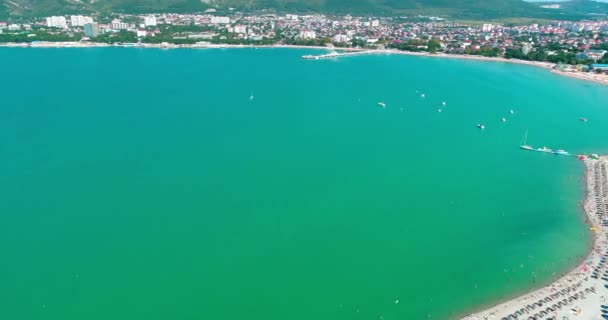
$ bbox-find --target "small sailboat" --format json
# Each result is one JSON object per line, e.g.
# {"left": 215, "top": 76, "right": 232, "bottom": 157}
{"left": 554, "top": 149, "right": 570, "bottom": 155}
{"left": 442, "top": 101, "right": 446, "bottom": 106}
{"left": 580, "top": 117, "right": 588, "bottom": 122}
{"left": 249, "top": 92, "right": 254, "bottom": 101}
{"left": 509, "top": 109, "right": 514, "bottom": 114}
{"left": 421, "top": 93, "right": 426, "bottom": 98}
{"left": 501, "top": 117, "right": 507, "bottom": 122}
{"left": 377, "top": 102, "right": 386, "bottom": 108}
{"left": 438, "top": 109, "right": 442, "bottom": 113}
{"left": 477, "top": 123, "right": 485, "bottom": 130}
{"left": 520, "top": 130, "right": 533, "bottom": 150}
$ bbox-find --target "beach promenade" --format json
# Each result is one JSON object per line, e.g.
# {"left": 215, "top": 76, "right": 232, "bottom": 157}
{"left": 463, "top": 157, "right": 608, "bottom": 320}
{"left": 3, "top": 42, "right": 608, "bottom": 85}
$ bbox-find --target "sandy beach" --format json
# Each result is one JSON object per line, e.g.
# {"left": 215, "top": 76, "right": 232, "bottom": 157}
{"left": 2, "top": 41, "right": 607, "bottom": 85}
{"left": 462, "top": 156, "right": 608, "bottom": 320}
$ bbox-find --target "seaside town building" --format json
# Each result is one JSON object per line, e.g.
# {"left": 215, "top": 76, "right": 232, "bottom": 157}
{"left": 46, "top": 16, "right": 67, "bottom": 28}
{"left": 0, "top": 11, "right": 606, "bottom": 75}
{"left": 144, "top": 16, "right": 157, "bottom": 27}
{"left": 83, "top": 23, "right": 99, "bottom": 37}
{"left": 111, "top": 19, "right": 130, "bottom": 30}
{"left": 299, "top": 30, "right": 316, "bottom": 39}
{"left": 70, "top": 15, "right": 93, "bottom": 27}
{"left": 210, "top": 16, "right": 230, "bottom": 24}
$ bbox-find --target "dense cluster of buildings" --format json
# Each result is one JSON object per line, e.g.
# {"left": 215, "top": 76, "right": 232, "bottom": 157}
{"left": 1, "top": 12, "right": 608, "bottom": 69}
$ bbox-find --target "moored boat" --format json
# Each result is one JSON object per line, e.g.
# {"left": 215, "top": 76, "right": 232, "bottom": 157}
{"left": 520, "top": 130, "right": 532, "bottom": 150}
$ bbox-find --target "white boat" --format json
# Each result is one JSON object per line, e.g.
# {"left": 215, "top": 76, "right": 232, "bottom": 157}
{"left": 580, "top": 117, "right": 588, "bottom": 122}
{"left": 477, "top": 123, "right": 485, "bottom": 129}
{"left": 421, "top": 94, "right": 426, "bottom": 98}
{"left": 520, "top": 130, "right": 533, "bottom": 150}
{"left": 509, "top": 109, "right": 514, "bottom": 114}
{"left": 438, "top": 109, "right": 442, "bottom": 113}
{"left": 538, "top": 146, "right": 553, "bottom": 153}
{"left": 442, "top": 101, "right": 446, "bottom": 106}
{"left": 249, "top": 94, "right": 254, "bottom": 101}
{"left": 555, "top": 149, "right": 569, "bottom": 155}
{"left": 501, "top": 117, "right": 507, "bottom": 122}
{"left": 377, "top": 102, "right": 386, "bottom": 108}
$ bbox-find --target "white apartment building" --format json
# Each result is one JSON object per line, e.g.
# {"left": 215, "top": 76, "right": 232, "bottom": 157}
{"left": 144, "top": 16, "right": 157, "bottom": 27}
{"left": 234, "top": 25, "right": 247, "bottom": 34}
{"left": 481, "top": 24, "right": 494, "bottom": 32}
{"left": 299, "top": 30, "right": 316, "bottom": 39}
{"left": 210, "top": 16, "right": 230, "bottom": 24}
{"left": 46, "top": 16, "right": 67, "bottom": 28}
{"left": 70, "top": 15, "right": 93, "bottom": 27}
{"left": 111, "top": 19, "right": 130, "bottom": 30}
{"left": 333, "top": 34, "right": 350, "bottom": 43}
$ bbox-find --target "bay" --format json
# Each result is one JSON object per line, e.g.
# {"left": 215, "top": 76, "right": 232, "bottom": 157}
{"left": 0, "top": 47, "right": 606, "bottom": 319}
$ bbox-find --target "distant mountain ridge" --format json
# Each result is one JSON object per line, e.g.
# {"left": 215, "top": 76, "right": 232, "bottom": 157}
{"left": 535, "top": 0, "right": 608, "bottom": 15}
{"left": 0, "top": 0, "right": 601, "bottom": 20}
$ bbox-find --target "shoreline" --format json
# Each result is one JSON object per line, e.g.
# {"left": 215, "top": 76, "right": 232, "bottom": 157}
{"left": 1, "top": 41, "right": 607, "bottom": 86}
{"left": 3, "top": 41, "right": 607, "bottom": 318}
{"left": 461, "top": 157, "right": 608, "bottom": 320}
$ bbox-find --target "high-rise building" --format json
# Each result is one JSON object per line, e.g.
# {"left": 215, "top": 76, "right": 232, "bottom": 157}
{"left": 143, "top": 16, "right": 157, "bottom": 27}
{"left": 71, "top": 15, "right": 93, "bottom": 27}
{"left": 84, "top": 23, "right": 99, "bottom": 37}
{"left": 481, "top": 24, "right": 494, "bottom": 32}
{"left": 522, "top": 42, "right": 532, "bottom": 55}
{"left": 46, "top": 16, "right": 67, "bottom": 28}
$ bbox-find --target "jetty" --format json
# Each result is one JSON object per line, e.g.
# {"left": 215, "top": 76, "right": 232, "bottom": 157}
{"left": 302, "top": 50, "right": 387, "bottom": 60}
{"left": 517, "top": 130, "right": 600, "bottom": 158}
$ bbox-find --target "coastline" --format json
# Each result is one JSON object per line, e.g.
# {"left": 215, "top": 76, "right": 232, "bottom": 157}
{"left": 1, "top": 41, "right": 607, "bottom": 86}
{"left": 3, "top": 40, "right": 606, "bottom": 318}
{"left": 461, "top": 157, "right": 608, "bottom": 320}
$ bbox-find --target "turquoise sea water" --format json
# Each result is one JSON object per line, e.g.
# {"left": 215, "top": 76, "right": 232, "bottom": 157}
{"left": 1, "top": 48, "right": 608, "bottom": 319}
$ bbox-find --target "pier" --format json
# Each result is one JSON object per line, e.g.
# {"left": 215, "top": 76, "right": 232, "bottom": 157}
{"left": 520, "top": 145, "right": 600, "bottom": 160}
{"left": 302, "top": 50, "right": 387, "bottom": 60}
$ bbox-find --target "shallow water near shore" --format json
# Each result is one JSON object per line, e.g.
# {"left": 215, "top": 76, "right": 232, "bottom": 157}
{"left": 1, "top": 48, "right": 608, "bottom": 319}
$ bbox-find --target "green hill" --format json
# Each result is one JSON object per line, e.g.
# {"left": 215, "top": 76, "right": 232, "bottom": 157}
{"left": 0, "top": 0, "right": 589, "bottom": 20}
{"left": 535, "top": 0, "right": 608, "bottom": 16}
{"left": 213, "top": 0, "right": 565, "bottom": 18}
